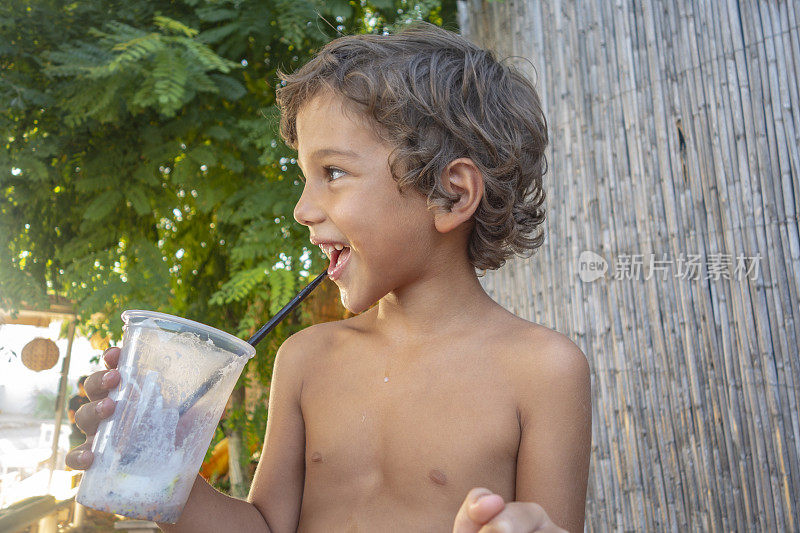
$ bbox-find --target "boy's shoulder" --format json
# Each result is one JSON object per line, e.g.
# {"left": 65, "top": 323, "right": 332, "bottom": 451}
{"left": 277, "top": 313, "right": 366, "bottom": 365}
{"left": 497, "top": 317, "right": 591, "bottom": 428}
{"left": 270, "top": 318, "right": 356, "bottom": 395}
{"left": 448, "top": 307, "right": 590, "bottom": 413}
{"left": 494, "top": 314, "right": 590, "bottom": 385}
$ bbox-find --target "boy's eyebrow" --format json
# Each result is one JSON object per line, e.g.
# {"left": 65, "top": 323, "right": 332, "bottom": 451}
{"left": 297, "top": 148, "right": 360, "bottom": 171}
{"left": 312, "top": 148, "right": 360, "bottom": 159}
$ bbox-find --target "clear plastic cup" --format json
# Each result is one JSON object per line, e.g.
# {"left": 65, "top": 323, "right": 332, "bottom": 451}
{"left": 76, "top": 310, "right": 255, "bottom": 523}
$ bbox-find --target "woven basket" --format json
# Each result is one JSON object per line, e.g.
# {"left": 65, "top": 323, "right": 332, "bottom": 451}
{"left": 21, "top": 337, "right": 60, "bottom": 371}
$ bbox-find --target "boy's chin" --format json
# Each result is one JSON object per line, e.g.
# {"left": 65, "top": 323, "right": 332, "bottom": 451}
{"left": 339, "top": 295, "right": 375, "bottom": 315}
{"left": 337, "top": 286, "right": 381, "bottom": 315}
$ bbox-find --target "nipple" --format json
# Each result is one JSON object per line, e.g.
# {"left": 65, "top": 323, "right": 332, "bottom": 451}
{"left": 428, "top": 468, "right": 448, "bottom": 486}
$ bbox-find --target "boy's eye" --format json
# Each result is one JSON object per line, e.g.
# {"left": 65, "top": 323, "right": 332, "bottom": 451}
{"left": 325, "top": 167, "right": 346, "bottom": 181}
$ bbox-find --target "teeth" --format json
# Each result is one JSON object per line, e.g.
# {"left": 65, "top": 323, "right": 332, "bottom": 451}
{"left": 316, "top": 243, "right": 347, "bottom": 260}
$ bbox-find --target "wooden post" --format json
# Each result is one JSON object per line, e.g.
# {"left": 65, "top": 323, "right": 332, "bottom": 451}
{"left": 48, "top": 319, "right": 76, "bottom": 489}
{"left": 227, "top": 385, "right": 247, "bottom": 498}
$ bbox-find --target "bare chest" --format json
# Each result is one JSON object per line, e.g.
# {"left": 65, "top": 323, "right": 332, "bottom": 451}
{"left": 298, "top": 338, "right": 520, "bottom": 530}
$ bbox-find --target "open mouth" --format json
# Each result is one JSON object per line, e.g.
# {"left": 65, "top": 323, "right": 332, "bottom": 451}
{"left": 322, "top": 245, "right": 350, "bottom": 281}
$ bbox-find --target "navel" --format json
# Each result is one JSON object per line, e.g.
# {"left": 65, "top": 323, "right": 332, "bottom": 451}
{"left": 310, "top": 451, "right": 323, "bottom": 463}
{"left": 428, "top": 468, "right": 448, "bottom": 486}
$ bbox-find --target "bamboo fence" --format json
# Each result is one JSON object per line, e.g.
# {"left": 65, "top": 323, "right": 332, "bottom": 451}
{"left": 461, "top": 0, "right": 800, "bottom": 530}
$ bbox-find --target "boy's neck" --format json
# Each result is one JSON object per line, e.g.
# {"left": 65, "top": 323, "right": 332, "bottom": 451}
{"left": 367, "top": 256, "right": 499, "bottom": 345}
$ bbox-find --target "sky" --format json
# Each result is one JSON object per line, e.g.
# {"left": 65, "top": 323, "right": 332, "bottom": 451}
{"left": 0, "top": 321, "right": 103, "bottom": 416}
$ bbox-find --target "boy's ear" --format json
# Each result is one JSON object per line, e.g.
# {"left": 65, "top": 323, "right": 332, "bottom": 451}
{"left": 433, "top": 158, "right": 484, "bottom": 234}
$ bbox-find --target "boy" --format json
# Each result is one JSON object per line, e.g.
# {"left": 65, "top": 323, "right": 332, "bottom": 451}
{"left": 67, "top": 22, "right": 591, "bottom": 532}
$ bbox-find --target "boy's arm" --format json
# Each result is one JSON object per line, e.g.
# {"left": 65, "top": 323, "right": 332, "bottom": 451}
{"left": 513, "top": 332, "right": 592, "bottom": 532}
{"left": 157, "top": 475, "right": 271, "bottom": 532}
{"left": 247, "top": 330, "right": 309, "bottom": 532}
{"left": 454, "top": 332, "right": 591, "bottom": 533}
{"left": 159, "top": 331, "right": 309, "bottom": 533}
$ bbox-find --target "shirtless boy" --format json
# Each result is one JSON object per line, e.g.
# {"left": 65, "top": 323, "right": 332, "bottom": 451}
{"left": 67, "top": 22, "right": 591, "bottom": 532}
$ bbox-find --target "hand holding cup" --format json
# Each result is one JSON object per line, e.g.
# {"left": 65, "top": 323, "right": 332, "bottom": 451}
{"left": 65, "top": 348, "right": 121, "bottom": 470}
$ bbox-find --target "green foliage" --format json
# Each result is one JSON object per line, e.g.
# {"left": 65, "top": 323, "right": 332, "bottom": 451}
{"left": 1, "top": 0, "right": 457, "bottom": 488}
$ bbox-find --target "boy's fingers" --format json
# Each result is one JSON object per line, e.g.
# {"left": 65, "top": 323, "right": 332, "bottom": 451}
{"left": 74, "top": 397, "right": 115, "bottom": 436}
{"left": 478, "top": 502, "right": 565, "bottom": 533}
{"left": 453, "top": 488, "right": 505, "bottom": 533}
{"left": 83, "top": 368, "right": 120, "bottom": 401}
{"left": 103, "top": 347, "right": 120, "bottom": 370}
{"left": 64, "top": 439, "right": 94, "bottom": 470}
{"left": 468, "top": 493, "right": 505, "bottom": 524}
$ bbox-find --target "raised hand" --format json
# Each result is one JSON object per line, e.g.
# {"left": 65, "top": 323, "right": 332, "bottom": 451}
{"left": 453, "top": 488, "right": 566, "bottom": 533}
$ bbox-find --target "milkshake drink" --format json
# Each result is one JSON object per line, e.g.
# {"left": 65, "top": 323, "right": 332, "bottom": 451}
{"left": 76, "top": 310, "right": 255, "bottom": 523}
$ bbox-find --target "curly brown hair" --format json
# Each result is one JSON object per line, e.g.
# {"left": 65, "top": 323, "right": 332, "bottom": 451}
{"left": 276, "top": 22, "right": 548, "bottom": 271}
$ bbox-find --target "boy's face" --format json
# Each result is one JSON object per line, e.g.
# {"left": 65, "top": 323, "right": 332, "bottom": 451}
{"left": 293, "top": 91, "right": 438, "bottom": 314}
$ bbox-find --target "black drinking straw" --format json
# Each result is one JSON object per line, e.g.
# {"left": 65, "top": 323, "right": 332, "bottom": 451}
{"left": 177, "top": 269, "right": 328, "bottom": 416}
{"left": 247, "top": 269, "right": 329, "bottom": 347}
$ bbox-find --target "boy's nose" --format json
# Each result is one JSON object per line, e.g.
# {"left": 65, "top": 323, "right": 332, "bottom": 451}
{"left": 293, "top": 184, "right": 325, "bottom": 227}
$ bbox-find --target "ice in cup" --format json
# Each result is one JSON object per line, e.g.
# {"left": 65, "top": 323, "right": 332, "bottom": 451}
{"left": 76, "top": 310, "right": 255, "bottom": 523}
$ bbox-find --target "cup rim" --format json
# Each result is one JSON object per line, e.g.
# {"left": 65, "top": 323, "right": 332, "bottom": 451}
{"left": 121, "top": 309, "right": 256, "bottom": 359}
